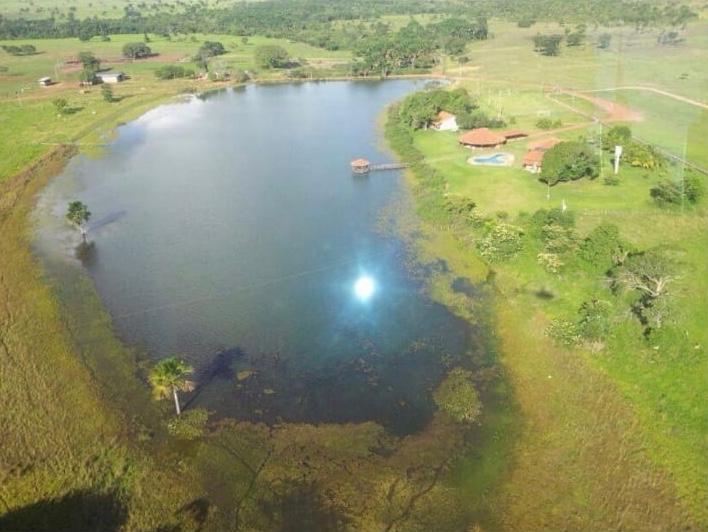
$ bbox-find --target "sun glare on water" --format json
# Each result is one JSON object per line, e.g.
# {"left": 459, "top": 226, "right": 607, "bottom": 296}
{"left": 353, "top": 276, "right": 375, "bottom": 301}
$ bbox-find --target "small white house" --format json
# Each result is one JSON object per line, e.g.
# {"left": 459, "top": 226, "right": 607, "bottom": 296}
{"left": 38, "top": 77, "right": 52, "bottom": 87}
{"left": 431, "top": 111, "right": 459, "bottom": 132}
{"left": 97, "top": 71, "right": 126, "bottom": 84}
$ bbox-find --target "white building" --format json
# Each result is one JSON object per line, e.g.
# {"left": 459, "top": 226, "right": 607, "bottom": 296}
{"left": 431, "top": 111, "right": 459, "bottom": 132}
{"left": 97, "top": 71, "right": 126, "bottom": 84}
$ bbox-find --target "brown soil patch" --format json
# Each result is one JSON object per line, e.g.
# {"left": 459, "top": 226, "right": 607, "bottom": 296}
{"left": 564, "top": 90, "right": 643, "bottom": 122}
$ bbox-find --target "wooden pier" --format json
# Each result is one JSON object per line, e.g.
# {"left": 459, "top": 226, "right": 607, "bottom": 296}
{"left": 350, "top": 158, "right": 408, "bottom": 174}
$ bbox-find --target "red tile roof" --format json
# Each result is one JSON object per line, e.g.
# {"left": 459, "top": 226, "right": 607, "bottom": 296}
{"left": 501, "top": 129, "right": 528, "bottom": 139}
{"left": 458, "top": 128, "right": 507, "bottom": 147}
{"left": 523, "top": 150, "right": 545, "bottom": 166}
{"left": 528, "top": 137, "right": 561, "bottom": 151}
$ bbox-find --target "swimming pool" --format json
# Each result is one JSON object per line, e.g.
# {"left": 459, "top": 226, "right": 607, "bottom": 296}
{"left": 469, "top": 152, "right": 515, "bottom": 166}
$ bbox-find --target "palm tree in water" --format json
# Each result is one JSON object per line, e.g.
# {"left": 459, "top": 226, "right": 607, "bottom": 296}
{"left": 149, "top": 357, "right": 194, "bottom": 415}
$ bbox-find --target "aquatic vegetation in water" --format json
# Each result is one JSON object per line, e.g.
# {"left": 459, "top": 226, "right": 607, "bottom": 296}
{"left": 433, "top": 367, "right": 482, "bottom": 424}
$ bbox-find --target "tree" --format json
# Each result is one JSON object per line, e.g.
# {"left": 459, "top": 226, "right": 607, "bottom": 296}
{"left": 615, "top": 249, "right": 677, "bottom": 299}
{"left": 194, "top": 41, "right": 226, "bottom": 71}
{"left": 66, "top": 200, "right": 91, "bottom": 239}
{"left": 540, "top": 141, "right": 600, "bottom": 186}
{"left": 566, "top": 31, "right": 585, "bottom": 46}
{"left": 254, "top": 45, "right": 290, "bottom": 68}
{"left": 601, "top": 125, "right": 631, "bottom": 150}
{"left": 149, "top": 357, "right": 194, "bottom": 416}
{"left": 532, "top": 34, "right": 562, "bottom": 56}
{"left": 101, "top": 84, "right": 114, "bottom": 103}
{"left": 78, "top": 51, "right": 100, "bottom": 70}
{"left": 77, "top": 52, "right": 100, "bottom": 84}
{"left": 122, "top": 42, "right": 152, "bottom": 59}
{"left": 52, "top": 98, "right": 69, "bottom": 115}
{"left": 597, "top": 33, "right": 612, "bottom": 49}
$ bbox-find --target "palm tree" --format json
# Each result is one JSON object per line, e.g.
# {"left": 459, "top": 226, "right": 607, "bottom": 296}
{"left": 149, "top": 357, "right": 194, "bottom": 415}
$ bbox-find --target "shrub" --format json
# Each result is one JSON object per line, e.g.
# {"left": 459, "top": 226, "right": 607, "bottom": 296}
{"left": 598, "top": 33, "right": 612, "bottom": 49}
{"left": 1, "top": 44, "right": 36, "bottom": 56}
{"left": 577, "top": 299, "right": 612, "bottom": 341}
{"left": 155, "top": 65, "right": 194, "bottom": 80}
{"left": 535, "top": 117, "right": 562, "bottom": 129}
{"left": 517, "top": 16, "right": 536, "bottom": 28}
{"left": 477, "top": 222, "right": 524, "bottom": 261}
{"left": 546, "top": 319, "right": 580, "bottom": 346}
{"left": 101, "top": 84, "right": 114, "bottom": 102}
{"left": 232, "top": 68, "right": 250, "bottom": 83}
{"left": 579, "top": 223, "right": 626, "bottom": 269}
{"left": 541, "top": 223, "right": 578, "bottom": 253}
{"left": 650, "top": 174, "right": 703, "bottom": 206}
{"left": 433, "top": 368, "right": 481, "bottom": 423}
{"left": 254, "top": 44, "right": 290, "bottom": 68}
{"left": 166, "top": 408, "right": 209, "bottom": 440}
{"left": 537, "top": 252, "right": 564, "bottom": 273}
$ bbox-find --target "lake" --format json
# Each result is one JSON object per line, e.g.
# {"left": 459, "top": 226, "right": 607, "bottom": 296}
{"left": 34, "top": 80, "right": 478, "bottom": 435}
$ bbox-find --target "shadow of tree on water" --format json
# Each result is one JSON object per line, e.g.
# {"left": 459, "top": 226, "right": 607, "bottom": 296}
{"left": 0, "top": 490, "right": 126, "bottom": 532}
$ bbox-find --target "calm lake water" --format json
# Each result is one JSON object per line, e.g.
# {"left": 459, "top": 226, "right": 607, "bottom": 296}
{"left": 34, "top": 80, "right": 477, "bottom": 435}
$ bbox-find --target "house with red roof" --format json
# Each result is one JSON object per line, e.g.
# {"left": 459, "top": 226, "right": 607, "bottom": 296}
{"left": 458, "top": 128, "right": 507, "bottom": 149}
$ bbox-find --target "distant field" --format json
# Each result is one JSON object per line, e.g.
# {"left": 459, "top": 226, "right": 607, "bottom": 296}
{"left": 0, "top": 0, "right": 260, "bottom": 19}
{"left": 447, "top": 19, "right": 708, "bottom": 102}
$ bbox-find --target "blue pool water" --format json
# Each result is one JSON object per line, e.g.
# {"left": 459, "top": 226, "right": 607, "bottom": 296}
{"left": 471, "top": 152, "right": 513, "bottom": 165}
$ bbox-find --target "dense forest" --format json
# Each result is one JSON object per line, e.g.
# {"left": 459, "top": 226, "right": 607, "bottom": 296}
{"left": 0, "top": 0, "right": 696, "bottom": 43}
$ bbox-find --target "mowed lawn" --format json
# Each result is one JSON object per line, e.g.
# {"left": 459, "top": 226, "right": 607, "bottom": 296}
{"left": 414, "top": 123, "right": 674, "bottom": 222}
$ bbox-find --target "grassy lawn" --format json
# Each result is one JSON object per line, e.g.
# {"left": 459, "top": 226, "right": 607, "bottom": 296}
{"left": 407, "top": 89, "right": 708, "bottom": 524}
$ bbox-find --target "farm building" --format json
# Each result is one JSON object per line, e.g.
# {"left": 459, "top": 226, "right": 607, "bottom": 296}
{"left": 431, "top": 111, "right": 459, "bottom": 132}
{"left": 38, "top": 77, "right": 52, "bottom": 87}
{"left": 522, "top": 150, "right": 545, "bottom": 173}
{"left": 97, "top": 71, "right": 126, "bottom": 84}
{"left": 458, "top": 128, "right": 507, "bottom": 149}
{"left": 501, "top": 129, "right": 528, "bottom": 140}
{"left": 522, "top": 137, "right": 562, "bottom": 173}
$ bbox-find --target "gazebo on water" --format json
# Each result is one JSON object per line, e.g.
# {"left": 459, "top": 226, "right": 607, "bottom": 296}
{"left": 350, "top": 158, "right": 371, "bottom": 174}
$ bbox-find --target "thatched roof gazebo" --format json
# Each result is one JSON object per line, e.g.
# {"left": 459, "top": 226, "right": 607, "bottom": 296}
{"left": 458, "top": 128, "right": 507, "bottom": 149}
{"left": 350, "top": 158, "right": 371, "bottom": 174}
